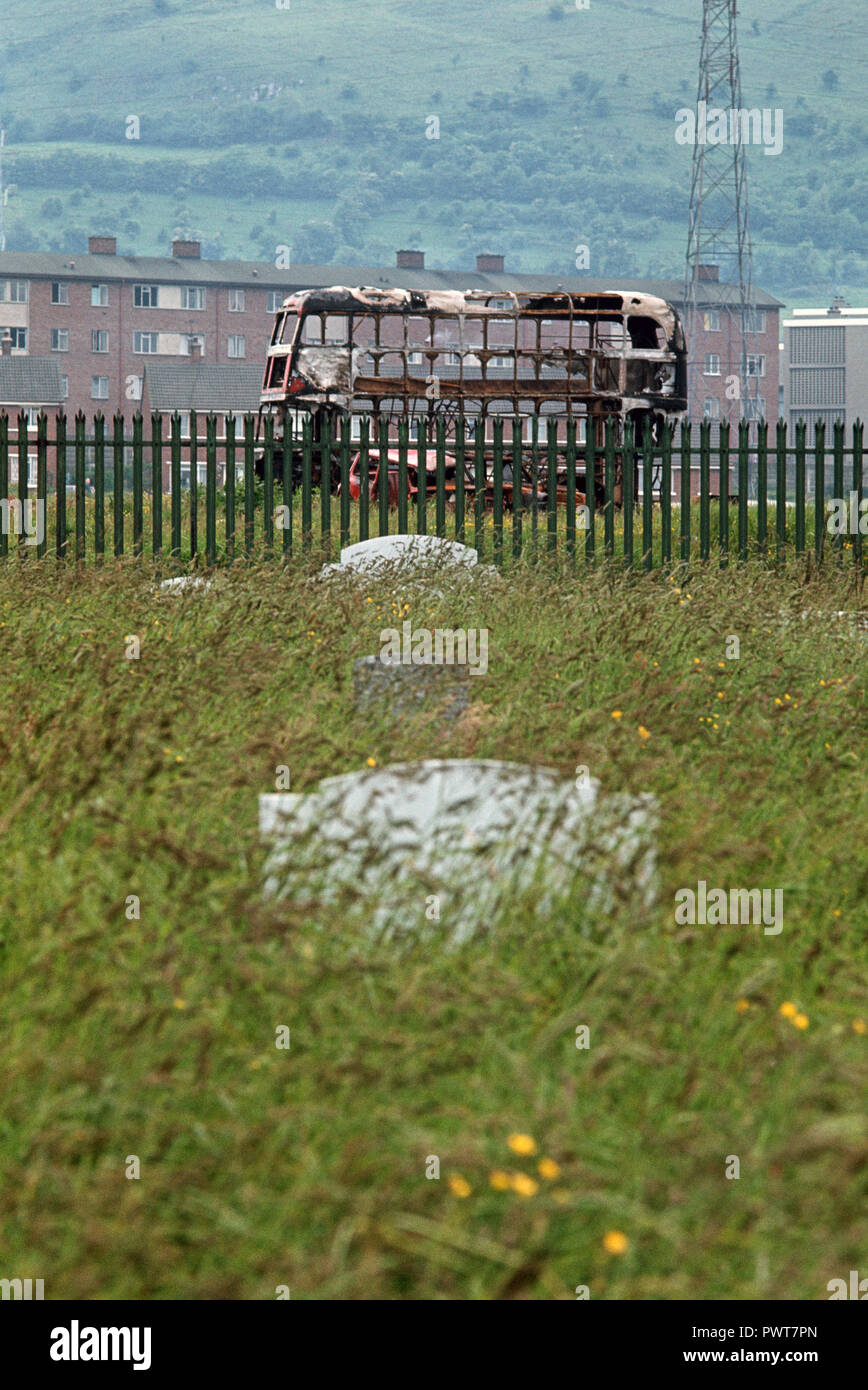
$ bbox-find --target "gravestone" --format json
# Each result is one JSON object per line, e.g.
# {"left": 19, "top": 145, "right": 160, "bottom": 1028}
{"left": 260, "top": 759, "right": 657, "bottom": 946}
{"left": 785, "top": 609, "right": 868, "bottom": 643}
{"left": 353, "top": 653, "right": 470, "bottom": 723}
{"left": 319, "top": 533, "right": 498, "bottom": 585}
{"left": 157, "top": 576, "right": 212, "bottom": 594}
{"left": 339, "top": 534, "right": 479, "bottom": 572}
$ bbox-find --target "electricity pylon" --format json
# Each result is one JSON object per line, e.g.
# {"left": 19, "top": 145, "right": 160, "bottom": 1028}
{"left": 683, "top": 0, "right": 764, "bottom": 425}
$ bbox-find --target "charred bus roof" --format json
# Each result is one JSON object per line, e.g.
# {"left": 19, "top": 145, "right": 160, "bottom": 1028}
{"left": 272, "top": 284, "right": 684, "bottom": 344}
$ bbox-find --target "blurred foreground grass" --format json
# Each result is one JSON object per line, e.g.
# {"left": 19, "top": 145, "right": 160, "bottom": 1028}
{"left": 0, "top": 553, "right": 865, "bottom": 1299}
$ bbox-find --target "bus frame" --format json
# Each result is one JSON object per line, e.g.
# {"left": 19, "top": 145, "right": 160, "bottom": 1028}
{"left": 258, "top": 284, "right": 688, "bottom": 505}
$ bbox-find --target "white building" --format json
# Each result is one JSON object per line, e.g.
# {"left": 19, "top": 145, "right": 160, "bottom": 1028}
{"left": 783, "top": 299, "right": 868, "bottom": 435}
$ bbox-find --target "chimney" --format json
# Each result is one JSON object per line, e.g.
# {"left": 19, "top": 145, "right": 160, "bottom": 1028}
{"left": 172, "top": 239, "right": 201, "bottom": 259}
{"left": 697, "top": 264, "right": 719, "bottom": 282}
{"left": 88, "top": 235, "right": 117, "bottom": 255}
{"left": 476, "top": 253, "right": 505, "bottom": 273}
{"left": 396, "top": 249, "right": 424, "bottom": 269}
{"left": 1, "top": 332, "right": 13, "bottom": 356}
{"left": 189, "top": 338, "right": 203, "bottom": 362}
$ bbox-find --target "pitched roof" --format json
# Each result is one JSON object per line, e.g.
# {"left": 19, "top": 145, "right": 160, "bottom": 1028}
{"left": 0, "top": 356, "right": 63, "bottom": 405}
{"left": 143, "top": 363, "right": 263, "bottom": 412}
{"left": 0, "top": 250, "right": 784, "bottom": 309}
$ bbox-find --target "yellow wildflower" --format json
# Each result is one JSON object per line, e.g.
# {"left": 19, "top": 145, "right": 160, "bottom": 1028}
{"left": 510, "top": 1172, "right": 539, "bottom": 1198}
{"left": 603, "top": 1230, "right": 629, "bottom": 1255}
{"left": 507, "top": 1132, "right": 537, "bottom": 1156}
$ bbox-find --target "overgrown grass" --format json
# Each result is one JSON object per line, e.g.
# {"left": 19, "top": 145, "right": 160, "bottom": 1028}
{"left": 14, "top": 487, "right": 862, "bottom": 572}
{"left": 0, "top": 554, "right": 866, "bottom": 1299}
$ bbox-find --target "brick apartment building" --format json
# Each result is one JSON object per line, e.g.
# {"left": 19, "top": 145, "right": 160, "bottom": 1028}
{"left": 0, "top": 235, "right": 782, "bottom": 435}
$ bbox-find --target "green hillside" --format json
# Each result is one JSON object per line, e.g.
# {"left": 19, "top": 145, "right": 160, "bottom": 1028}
{"left": 2, "top": 0, "right": 867, "bottom": 304}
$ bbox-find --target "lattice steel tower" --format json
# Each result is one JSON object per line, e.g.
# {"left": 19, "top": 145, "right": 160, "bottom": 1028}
{"left": 683, "top": 0, "right": 763, "bottom": 424}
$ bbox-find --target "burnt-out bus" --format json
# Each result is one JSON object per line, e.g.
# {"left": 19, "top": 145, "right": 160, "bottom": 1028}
{"left": 258, "top": 285, "right": 687, "bottom": 504}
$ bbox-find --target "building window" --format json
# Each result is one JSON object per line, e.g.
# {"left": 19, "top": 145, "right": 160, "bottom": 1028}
{"left": 51, "top": 328, "right": 69, "bottom": 351}
{"left": 91, "top": 284, "right": 109, "bottom": 307}
{"left": 91, "top": 376, "right": 109, "bottom": 400}
{"left": 2, "top": 326, "right": 26, "bottom": 349}
{"left": 702, "top": 310, "right": 720, "bottom": 332}
{"left": 407, "top": 351, "right": 424, "bottom": 365}
{"left": 51, "top": 282, "right": 69, "bottom": 305}
{"left": 444, "top": 350, "right": 462, "bottom": 366}
{"left": 181, "top": 286, "right": 205, "bottom": 310}
{"left": 177, "top": 412, "right": 191, "bottom": 437}
{"left": 92, "top": 329, "right": 109, "bottom": 353}
{"left": 133, "top": 284, "right": 160, "bottom": 308}
{"left": 227, "top": 335, "right": 246, "bottom": 358}
{"left": 703, "top": 397, "right": 721, "bottom": 420}
{"left": 745, "top": 354, "right": 766, "bottom": 378}
{"left": 228, "top": 289, "right": 246, "bottom": 312}
{"left": 0, "top": 279, "right": 28, "bottom": 303}
{"left": 126, "top": 375, "right": 143, "bottom": 401}
{"left": 134, "top": 332, "right": 160, "bottom": 354}
{"left": 60, "top": 375, "right": 69, "bottom": 399}
{"left": 489, "top": 355, "right": 512, "bottom": 368}
{"left": 25, "top": 408, "right": 40, "bottom": 430}
{"left": 704, "top": 353, "right": 721, "bottom": 376}
{"left": 266, "top": 291, "right": 282, "bottom": 313}
{"left": 744, "top": 310, "right": 767, "bottom": 334}
{"left": 27, "top": 454, "right": 38, "bottom": 486}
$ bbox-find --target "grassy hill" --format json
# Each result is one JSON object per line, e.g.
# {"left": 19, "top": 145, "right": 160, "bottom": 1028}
{"left": 2, "top": 1, "right": 867, "bottom": 302}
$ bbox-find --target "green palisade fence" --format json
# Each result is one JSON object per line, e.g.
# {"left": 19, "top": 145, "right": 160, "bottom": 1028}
{"left": 0, "top": 412, "right": 863, "bottom": 572}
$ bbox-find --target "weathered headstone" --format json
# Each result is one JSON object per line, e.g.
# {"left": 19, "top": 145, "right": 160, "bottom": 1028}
{"left": 319, "top": 533, "right": 498, "bottom": 585}
{"left": 784, "top": 610, "right": 868, "bottom": 643}
{"left": 260, "top": 759, "right": 657, "bottom": 946}
{"left": 156, "top": 576, "right": 212, "bottom": 594}
{"left": 339, "top": 534, "right": 478, "bottom": 572}
{"left": 353, "top": 653, "right": 470, "bottom": 723}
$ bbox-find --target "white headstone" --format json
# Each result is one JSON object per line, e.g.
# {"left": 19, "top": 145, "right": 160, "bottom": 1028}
{"left": 339, "top": 534, "right": 479, "bottom": 572}
{"left": 157, "top": 576, "right": 212, "bottom": 594}
{"left": 260, "top": 759, "right": 656, "bottom": 946}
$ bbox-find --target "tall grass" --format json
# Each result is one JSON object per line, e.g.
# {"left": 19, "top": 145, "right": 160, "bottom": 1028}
{"left": 0, "top": 556, "right": 866, "bottom": 1298}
